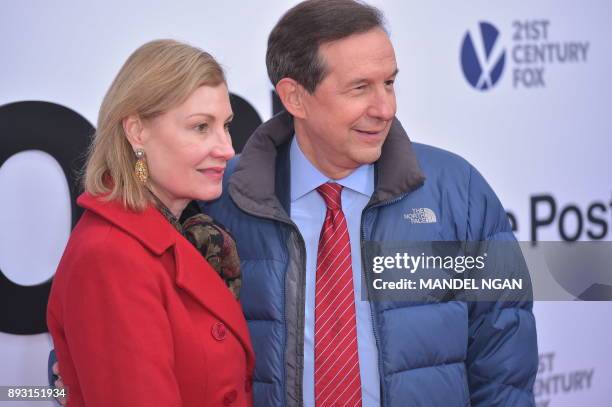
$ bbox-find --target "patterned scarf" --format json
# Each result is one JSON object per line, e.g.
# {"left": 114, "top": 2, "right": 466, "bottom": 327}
{"left": 151, "top": 194, "right": 242, "bottom": 300}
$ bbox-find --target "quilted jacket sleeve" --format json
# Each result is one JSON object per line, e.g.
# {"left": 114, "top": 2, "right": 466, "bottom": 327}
{"left": 464, "top": 165, "right": 539, "bottom": 406}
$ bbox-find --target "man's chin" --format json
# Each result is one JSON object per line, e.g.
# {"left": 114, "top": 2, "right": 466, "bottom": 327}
{"left": 352, "top": 147, "right": 383, "bottom": 166}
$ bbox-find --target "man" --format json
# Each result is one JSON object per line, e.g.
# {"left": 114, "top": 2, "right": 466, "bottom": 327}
{"left": 204, "top": 1, "right": 538, "bottom": 406}
{"left": 52, "top": 1, "right": 537, "bottom": 405}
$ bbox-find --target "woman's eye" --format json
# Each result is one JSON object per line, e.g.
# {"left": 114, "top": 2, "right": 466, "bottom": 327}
{"left": 224, "top": 122, "right": 232, "bottom": 131}
{"left": 195, "top": 123, "right": 209, "bottom": 133}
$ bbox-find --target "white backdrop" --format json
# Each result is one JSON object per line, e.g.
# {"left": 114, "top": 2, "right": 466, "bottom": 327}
{"left": 1, "top": 1, "right": 611, "bottom": 406}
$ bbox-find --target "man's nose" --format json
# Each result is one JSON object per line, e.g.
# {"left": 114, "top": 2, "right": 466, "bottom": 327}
{"left": 368, "top": 87, "right": 396, "bottom": 121}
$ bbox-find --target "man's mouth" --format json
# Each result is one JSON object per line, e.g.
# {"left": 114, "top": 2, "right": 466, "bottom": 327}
{"left": 355, "top": 129, "right": 385, "bottom": 134}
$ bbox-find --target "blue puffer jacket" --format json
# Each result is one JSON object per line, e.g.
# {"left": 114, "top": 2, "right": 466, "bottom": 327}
{"left": 203, "top": 112, "right": 538, "bottom": 407}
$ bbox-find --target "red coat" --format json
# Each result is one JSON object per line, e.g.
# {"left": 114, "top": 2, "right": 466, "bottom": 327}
{"left": 47, "top": 193, "right": 255, "bottom": 407}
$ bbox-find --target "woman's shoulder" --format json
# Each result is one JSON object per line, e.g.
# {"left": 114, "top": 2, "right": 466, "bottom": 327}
{"left": 69, "top": 209, "right": 133, "bottom": 250}
{"left": 60, "top": 209, "right": 161, "bottom": 275}
{"left": 49, "top": 209, "right": 173, "bottom": 320}
{"left": 76, "top": 192, "right": 176, "bottom": 255}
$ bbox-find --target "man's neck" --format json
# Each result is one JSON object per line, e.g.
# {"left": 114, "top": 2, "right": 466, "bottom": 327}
{"left": 294, "top": 127, "right": 357, "bottom": 180}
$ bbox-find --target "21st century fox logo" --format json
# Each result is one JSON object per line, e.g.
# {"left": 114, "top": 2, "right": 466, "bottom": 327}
{"left": 460, "top": 20, "right": 590, "bottom": 91}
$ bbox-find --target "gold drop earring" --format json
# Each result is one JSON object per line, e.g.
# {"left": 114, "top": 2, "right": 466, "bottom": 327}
{"left": 134, "top": 148, "right": 149, "bottom": 184}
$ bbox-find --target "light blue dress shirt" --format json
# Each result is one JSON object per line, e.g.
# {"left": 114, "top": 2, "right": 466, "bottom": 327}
{"left": 290, "top": 137, "right": 380, "bottom": 406}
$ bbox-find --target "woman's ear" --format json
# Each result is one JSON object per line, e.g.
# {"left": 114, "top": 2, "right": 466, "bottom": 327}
{"left": 122, "top": 114, "right": 145, "bottom": 150}
{"left": 275, "top": 78, "right": 307, "bottom": 119}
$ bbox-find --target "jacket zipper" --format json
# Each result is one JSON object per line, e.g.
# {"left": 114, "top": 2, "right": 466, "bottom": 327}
{"left": 284, "top": 221, "right": 307, "bottom": 407}
{"left": 360, "top": 193, "right": 410, "bottom": 407}
{"left": 228, "top": 198, "right": 307, "bottom": 407}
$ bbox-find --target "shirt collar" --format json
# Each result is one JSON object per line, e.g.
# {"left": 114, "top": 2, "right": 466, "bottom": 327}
{"left": 290, "top": 135, "right": 374, "bottom": 201}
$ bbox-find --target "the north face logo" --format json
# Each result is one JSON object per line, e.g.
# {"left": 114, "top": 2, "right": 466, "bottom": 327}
{"left": 404, "top": 208, "right": 437, "bottom": 224}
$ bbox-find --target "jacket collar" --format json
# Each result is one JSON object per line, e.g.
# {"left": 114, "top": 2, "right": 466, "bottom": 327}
{"left": 77, "top": 193, "right": 255, "bottom": 366}
{"left": 78, "top": 192, "right": 175, "bottom": 255}
{"left": 229, "top": 111, "right": 425, "bottom": 218}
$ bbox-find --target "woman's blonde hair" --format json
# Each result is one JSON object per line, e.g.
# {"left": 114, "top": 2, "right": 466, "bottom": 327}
{"left": 84, "top": 39, "right": 226, "bottom": 211}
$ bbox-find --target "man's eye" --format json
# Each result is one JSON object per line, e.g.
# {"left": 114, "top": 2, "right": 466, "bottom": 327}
{"left": 385, "top": 79, "right": 395, "bottom": 86}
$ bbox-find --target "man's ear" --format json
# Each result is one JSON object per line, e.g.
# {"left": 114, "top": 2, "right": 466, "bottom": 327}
{"left": 122, "top": 114, "right": 146, "bottom": 150}
{"left": 275, "top": 78, "right": 307, "bottom": 119}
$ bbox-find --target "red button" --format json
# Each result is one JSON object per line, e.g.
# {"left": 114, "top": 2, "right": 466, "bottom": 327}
{"left": 222, "top": 389, "right": 237, "bottom": 405}
{"left": 211, "top": 322, "right": 227, "bottom": 341}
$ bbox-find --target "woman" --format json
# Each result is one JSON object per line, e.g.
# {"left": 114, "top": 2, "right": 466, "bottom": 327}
{"left": 47, "top": 39, "right": 254, "bottom": 406}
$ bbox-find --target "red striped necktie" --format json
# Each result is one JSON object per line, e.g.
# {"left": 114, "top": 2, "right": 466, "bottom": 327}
{"left": 314, "top": 182, "right": 362, "bottom": 407}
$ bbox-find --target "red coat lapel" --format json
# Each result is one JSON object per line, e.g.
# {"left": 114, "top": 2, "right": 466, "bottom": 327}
{"left": 173, "top": 237, "right": 254, "bottom": 365}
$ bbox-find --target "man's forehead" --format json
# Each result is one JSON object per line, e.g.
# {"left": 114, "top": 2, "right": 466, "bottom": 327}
{"left": 319, "top": 28, "right": 393, "bottom": 58}
{"left": 318, "top": 28, "right": 397, "bottom": 80}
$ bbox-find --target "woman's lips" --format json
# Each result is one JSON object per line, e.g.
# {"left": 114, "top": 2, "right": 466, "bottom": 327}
{"left": 197, "top": 167, "right": 225, "bottom": 180}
